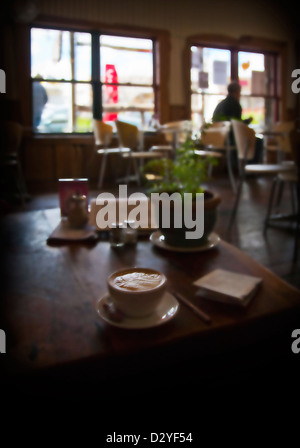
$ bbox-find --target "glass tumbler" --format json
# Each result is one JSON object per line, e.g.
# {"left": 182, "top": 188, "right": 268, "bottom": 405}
{"left": 124, "top": 219, "right": 138, "bottom": 245}
{"left": 109, "top": 223, "right": 125, "bottom": 248}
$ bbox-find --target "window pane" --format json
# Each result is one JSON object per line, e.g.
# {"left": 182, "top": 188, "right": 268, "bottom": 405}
{"left": 191, "top": 46, "right": 231, "bottom": 95}
{"left": 191, "top": 93, "right": 203, "bottom": 135}
{"left": 203, "top": 95, "right": 225, "bottom": 124}
{"left": 100, "top": 35, "right": 153, "bottom": 85}
{"left": 74, "top": 32, "right": 91, "bottom": 81}
{"left": 74, "top": 83, "right": 93, "bottom": 132}
{"left": 240, "top": 96, "right": 265, "bottom": 129}
{"left": 264, "top": 98, "right": 278, "bottom": 127}
{"left": 35, "top": 82, "right": 72, "bottom": 133}
{"left": 238, "top": 51, "right": 265, "bottom": 95}
{"left": 102, "top": 85, "right": 154, "bottom": 128}
{"left": 191, "top": 93, "right": 225, "bottom": 132}
{"left": 31, "top": 29, "right": 157, "bottom": 133}
{"left": 31, "top": 28, "right": 72, "bottom": 80}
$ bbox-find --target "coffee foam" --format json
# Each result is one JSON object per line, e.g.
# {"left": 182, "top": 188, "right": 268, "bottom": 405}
{"left": 112, "top": 271, "right": 162, "bottom": 291}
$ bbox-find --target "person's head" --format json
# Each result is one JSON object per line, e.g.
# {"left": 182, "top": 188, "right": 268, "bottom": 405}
{"left": 227, "top": 81, "right": 241, "bottom": 101}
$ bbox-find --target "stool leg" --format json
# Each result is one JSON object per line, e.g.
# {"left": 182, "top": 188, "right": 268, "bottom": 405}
{"left": 290, "top": 181, "right": 296, "bottom": 215}
{"left": 293, "top": 183, "right": 300, "bottom": 262}
{"left": 275, "top": 179, "right": 284, "bottom": 210}
{"left": 227, "top": 175, "right": 244, "bottom": 234}
{"left": 264, "top": 176, "right": 278, "bottom": 234}
{"left": 14, "top": 164, "right": 26, "bottom": 207}
{"left": 226, "top": 149, "right": 237, "bottom": 193}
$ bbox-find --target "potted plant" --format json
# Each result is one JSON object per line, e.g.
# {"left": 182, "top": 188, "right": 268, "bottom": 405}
{"left": 143, "top": 137, "right": 221, "bottom": 248}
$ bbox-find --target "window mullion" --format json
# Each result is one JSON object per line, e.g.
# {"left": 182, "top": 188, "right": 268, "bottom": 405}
{"left": 153, "top": 38, "right": 158, "bottom": 115}
{"left": 92, "top": 31, "right": 101, "bottom": 119}
{"left": 70, "top": 32, "right": 75, "bottom": 132}
{"left": 231, "top": 49, "right": 238, "bottom": 81}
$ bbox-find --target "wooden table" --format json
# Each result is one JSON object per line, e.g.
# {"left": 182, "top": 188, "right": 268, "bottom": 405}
{"left": 1, "top": 208, "right": 300, "bottom": 402}
{"left": 159, "top": 120, "right": 191, "bottom": 155}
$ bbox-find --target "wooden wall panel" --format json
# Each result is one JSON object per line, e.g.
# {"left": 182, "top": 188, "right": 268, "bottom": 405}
{"left": 21, "top": 132, "right": 168, "bottom": 190}
{"left": 23, "top": 141, "right": 55, "bottom": 181}
{"left": 55, "top": 144, "right": 83, "bottom": 179}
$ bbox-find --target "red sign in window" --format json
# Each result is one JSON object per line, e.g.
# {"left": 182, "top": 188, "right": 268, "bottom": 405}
{"left": 103, "top": 64, "right": 118, "bottom": 122}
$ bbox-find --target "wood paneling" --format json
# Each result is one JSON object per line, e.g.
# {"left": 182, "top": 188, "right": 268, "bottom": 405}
{"left": 169, "top": 105, "right": 189, "bottom": 121}
{"left": 23, "top": 137, "right": 94, "bottom": 183}
{"left": 23, "top": 141, "right": 55, "bottom": 181}
{"left": 22, "top": 133, "right": 166, "bottom": 188}
{"left": 55, "top": 144, "right": 83, "bottom": 179}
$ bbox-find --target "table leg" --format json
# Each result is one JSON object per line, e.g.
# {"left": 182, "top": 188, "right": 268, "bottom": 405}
{"left": 226, "top": 149, "right": 237, "bottom": 193}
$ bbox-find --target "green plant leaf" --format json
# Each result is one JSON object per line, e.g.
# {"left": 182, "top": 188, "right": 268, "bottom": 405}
{"left": 143, "top": 136, "right": 218, "bottom": 196}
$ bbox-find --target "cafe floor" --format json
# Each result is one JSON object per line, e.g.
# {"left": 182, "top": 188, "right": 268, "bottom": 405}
{"left": 4, "top": 171, "right": 300, "bottom": 290}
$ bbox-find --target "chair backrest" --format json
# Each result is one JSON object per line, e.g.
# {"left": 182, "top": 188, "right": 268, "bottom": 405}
{"left": 272, "top": 121, "right": 295, "bottom": 153}
{"left": 290, "top": 129, "right": 300, "bottom": 172}
{"left": 201, "top": 121, "right": 231, "bottom": 147}
{"left": 93, "top": 120, "right": 113, "bottom": 147}
{"left": 3, "top": 121, "right": 23, "bottom": 155}
{"left": 116, "top": 120, "right": 139, "bottom": 150}
{"left": 161, "top": 120, "right": 192, "bottom": 145}
{"left": 231, "top": 119, "right": 256, "bottom": 160}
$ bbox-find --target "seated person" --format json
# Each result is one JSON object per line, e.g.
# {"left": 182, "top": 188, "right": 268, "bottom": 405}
{"left": 212, "top": 81, "right": 262, "bottom": 163}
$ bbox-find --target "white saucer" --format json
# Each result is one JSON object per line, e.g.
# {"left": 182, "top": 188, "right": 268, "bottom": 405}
{"left": 96, "top": 292, "right": 179, "bottom": 329}
{"left": 150, "top": 230, "right": 220, "bottom": 252}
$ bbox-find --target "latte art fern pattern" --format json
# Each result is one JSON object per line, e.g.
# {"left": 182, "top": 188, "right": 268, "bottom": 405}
{"left": 113, "top": 272, "right": 162, "bottom": 291}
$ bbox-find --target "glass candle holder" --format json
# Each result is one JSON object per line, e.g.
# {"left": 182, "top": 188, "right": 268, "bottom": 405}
{"left": 109, "top": 223, "right": 125, "bottom": 248}
{"left": 124, "top": 219, "right": 138, "bottom": 245}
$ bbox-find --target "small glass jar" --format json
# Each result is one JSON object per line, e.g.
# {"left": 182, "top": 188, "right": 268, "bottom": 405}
{"left": 109, "top": 222, "right": 125, "bottom": 248}
{"left": 67, "top": 193, "right": 88, "bottom": 229}
{"left": 124, "top": 219, "right": 138, "bottom": 245}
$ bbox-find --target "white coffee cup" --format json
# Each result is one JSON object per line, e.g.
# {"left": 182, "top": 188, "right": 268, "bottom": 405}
{"left": 107, "top": 267, "right": 167, "bottom": 318}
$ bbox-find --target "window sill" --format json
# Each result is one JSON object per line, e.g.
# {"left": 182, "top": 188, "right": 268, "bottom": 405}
{"left": 25, "top": 130, "right": 158, "bottom": 143}
{"left": 25, "top": 133, "right": 95, "bottom": 144}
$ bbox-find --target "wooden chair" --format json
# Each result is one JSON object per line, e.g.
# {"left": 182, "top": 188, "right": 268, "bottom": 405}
{"left": 227, "top": 119, "right": 294, "bottom": 232}
{"left": 0, "top": 121, "right": 28, "bottom": 206}
{"left": 291, "top": 129, "right": 300, "bottom": 261}
{"left": 201, "top": 121, "right": 237, "bottom": 192}
{"left": 264, "top": 162, "right": 297, "bottom": 231}
{"left": 92, "top": 119, "right": 130, "bottom": 188}
{"left": 264, "top": 121, "right": 295, "bottom": 163}
{"left": 149, "top": 144, "right": 173, "bottom": 158}
{"left": 264, "top": 129, "right": 300, "bottom": 261}
{"left": 115, "top": 120, "right": 164, "bottom": 185}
